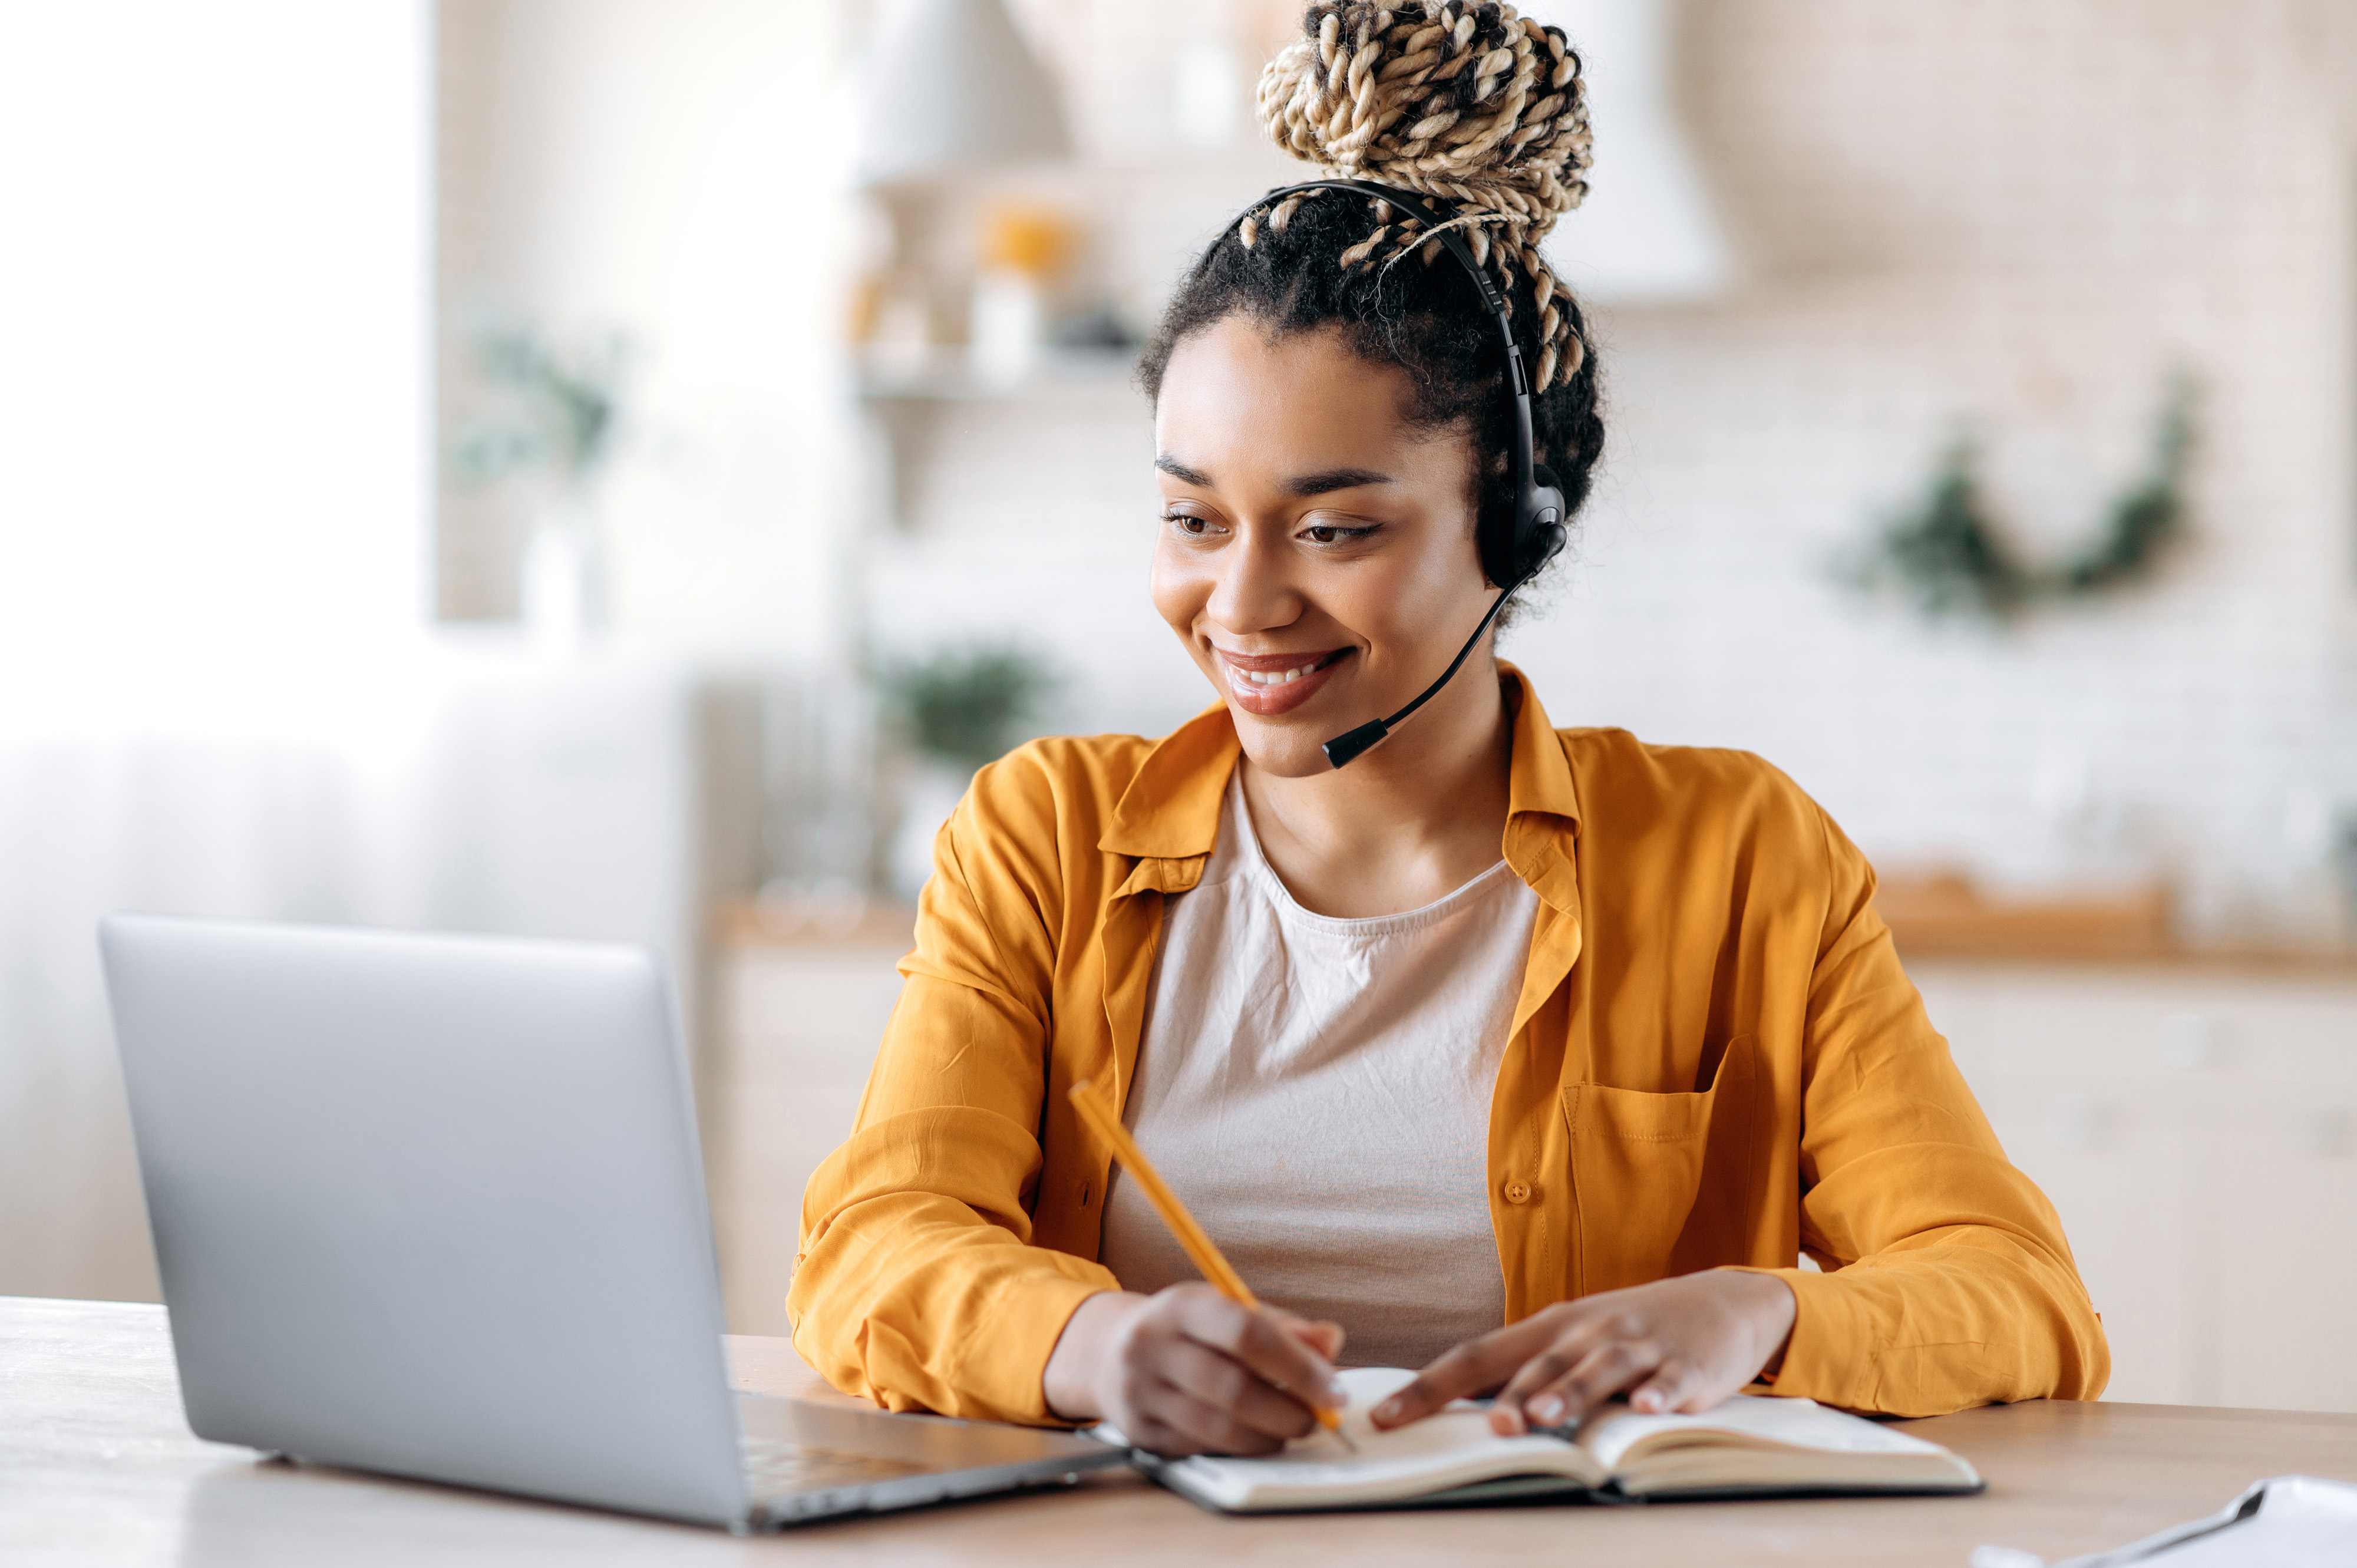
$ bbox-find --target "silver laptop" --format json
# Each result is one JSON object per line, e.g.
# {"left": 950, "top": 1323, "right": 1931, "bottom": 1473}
{"left": 99, "top": 915, "right": 1125, "bottom": 1530}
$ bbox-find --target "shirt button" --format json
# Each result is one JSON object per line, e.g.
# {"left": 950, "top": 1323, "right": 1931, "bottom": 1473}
{"left": 1503, "top": 1180, "right": 1534, "bottom": 1205}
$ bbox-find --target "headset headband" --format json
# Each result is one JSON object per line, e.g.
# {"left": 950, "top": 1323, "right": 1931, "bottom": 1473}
{"left": 1247, "top": 180, "right": 1544, "bottom": 518}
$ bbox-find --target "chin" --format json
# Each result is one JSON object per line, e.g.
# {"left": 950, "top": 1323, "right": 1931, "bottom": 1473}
{"left": 1226, "top": 707, "right": 1339, "bottom": 779}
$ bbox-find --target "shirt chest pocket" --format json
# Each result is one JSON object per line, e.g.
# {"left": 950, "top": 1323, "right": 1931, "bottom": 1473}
{"left": 1560, "top": 1035, "right": 1759, "bottom": 1298}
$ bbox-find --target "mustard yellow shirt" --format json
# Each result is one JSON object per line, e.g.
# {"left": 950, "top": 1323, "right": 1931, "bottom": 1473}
{"left": 790, "top": 666, "right": 2110, "bottom": 1423}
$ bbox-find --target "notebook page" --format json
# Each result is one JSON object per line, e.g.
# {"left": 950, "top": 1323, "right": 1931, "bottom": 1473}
{"left": 1242, "top": 1366, "right": 1537, "bottom": 1475}
{"left": 1578, "top": 1394, "right": 1955, "bottom": 1473}
{"left": 1126, "top": 1367, "right": 1605, "bottom": 1509}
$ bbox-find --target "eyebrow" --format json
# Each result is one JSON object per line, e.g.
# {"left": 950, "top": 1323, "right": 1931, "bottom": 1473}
{"left": 1153, "top": 455, "right": 1395, "bottom": 497}
{"left": 1285, "top": 466, "right": 1394, "bottom": 497}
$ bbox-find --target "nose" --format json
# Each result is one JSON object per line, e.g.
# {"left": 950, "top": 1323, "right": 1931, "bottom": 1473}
{"left": 1204, "top": 526, "right": 1303, "bottom": 637}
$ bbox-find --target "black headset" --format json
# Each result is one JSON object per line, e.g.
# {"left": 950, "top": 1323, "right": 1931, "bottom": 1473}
{"left": 1227, "top": 179, "right": 1569, "bottom": 768}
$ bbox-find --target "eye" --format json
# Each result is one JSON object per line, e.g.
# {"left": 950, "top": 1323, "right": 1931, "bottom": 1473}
{"left": 1162, "top": 510, "right": 1226, "bottom": 539}
{"left": 1302, "top": 521, "right": 1381, "bottom": 546}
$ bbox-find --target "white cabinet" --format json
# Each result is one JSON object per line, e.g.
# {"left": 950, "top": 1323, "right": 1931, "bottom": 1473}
{"left": 709, "top": 943, "right": 904, "bottom": 1338}
{"left": 1912, "top": 960, "right": 2357, "bottom": 1411}
{"left": 712, "top": 946, "right": 2357, "bottom": 1408}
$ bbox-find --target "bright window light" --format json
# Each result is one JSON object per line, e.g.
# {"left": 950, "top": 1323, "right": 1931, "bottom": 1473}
{"left": 0, "top": 1, "right": 430, "bottom": 742}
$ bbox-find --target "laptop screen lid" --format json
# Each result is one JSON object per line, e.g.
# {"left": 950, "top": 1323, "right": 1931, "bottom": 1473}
{"left": 100, "top": 915, "right": 751, "bottom": 1527}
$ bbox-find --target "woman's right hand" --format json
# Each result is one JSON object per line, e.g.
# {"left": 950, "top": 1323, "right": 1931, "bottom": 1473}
{"left": 1041, "top": 1284, "right": 1347, "bottom": 1455}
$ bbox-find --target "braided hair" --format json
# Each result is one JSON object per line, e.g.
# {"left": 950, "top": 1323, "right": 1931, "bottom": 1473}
{"left": 1138, "top": 1, "right": 1604, "bottom": 591}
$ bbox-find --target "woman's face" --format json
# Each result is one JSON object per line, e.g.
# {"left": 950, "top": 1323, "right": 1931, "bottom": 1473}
{"left": 1151, "top": 316, "right": 1493, "bottom": 778}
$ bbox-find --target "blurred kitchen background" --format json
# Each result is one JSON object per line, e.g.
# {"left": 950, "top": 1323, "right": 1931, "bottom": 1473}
{"left": 5, "top": 0, "right": 2357, "bottom": 1412}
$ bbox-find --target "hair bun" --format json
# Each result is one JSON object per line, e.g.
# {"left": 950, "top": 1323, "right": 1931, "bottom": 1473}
{"left": 1256, "top": 1, "right": 1591, "bottom": 242}
{"left": 1249, "top": 1, "right": 1593, "bottom": 389}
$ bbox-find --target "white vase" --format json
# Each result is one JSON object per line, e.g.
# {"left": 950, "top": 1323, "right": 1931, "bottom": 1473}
{"left": 969, "top": 270, "right": 1041, "bottom": 389}
{"left": 521, "top": 496, "right": 603, "bottom": 655}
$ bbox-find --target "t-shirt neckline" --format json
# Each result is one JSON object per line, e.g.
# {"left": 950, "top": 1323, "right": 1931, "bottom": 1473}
{"left": 1219, "top": 769, "right": 1523, "bottom": 938}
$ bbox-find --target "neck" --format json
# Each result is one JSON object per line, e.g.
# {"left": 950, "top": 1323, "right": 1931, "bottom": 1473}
{"left": 1239, "top": 657, "right": 1516, "bottom": 919}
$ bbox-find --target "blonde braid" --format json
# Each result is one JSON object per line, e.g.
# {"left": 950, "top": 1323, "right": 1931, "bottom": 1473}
{"left": 1248, "top": 1, "right": 1592, "bottom": 389}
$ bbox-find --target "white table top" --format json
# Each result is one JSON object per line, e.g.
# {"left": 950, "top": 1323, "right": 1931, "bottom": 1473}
{"left": 8, "top": 1295, "right": 2357, "bottom": 1566}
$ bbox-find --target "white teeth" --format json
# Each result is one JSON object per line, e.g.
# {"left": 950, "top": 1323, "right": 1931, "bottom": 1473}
{"left": 1237, "top": 659, "right": 1318, "bottom": 686}
{"left": 1282, "top": 668, "right": 1300, "bottom": 683}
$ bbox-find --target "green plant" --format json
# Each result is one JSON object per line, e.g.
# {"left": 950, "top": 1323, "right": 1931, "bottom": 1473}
{"left": 1847, "top": 377, "right": 2196, "bottom": 622}
{"left": 884, "top": 644, "right": 1057, "bottom": 773}
{"left": 447, "top": 312, "right": 632, "bottom": 490}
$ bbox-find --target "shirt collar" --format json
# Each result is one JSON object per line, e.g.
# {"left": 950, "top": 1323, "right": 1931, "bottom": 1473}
{"left": 1098, "top": 699, "right": 1240, "bottom": 861}
{"left": 1098, "top": 662, "right": 1582, "bottom": 868}
{"left": 1500, "top": 662, "right": 1579, "bottom": 824}
{"left": 1497, "top": 663, "right": 1583, "bottom": 913}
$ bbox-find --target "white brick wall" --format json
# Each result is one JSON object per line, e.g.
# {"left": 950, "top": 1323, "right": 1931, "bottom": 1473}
{"left": 870, "top": 0, "right": 2357, "bottom": 942}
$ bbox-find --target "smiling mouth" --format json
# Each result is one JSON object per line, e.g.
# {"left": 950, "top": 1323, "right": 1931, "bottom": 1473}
{"left": 1227, "top": 649, "right": 1349, "bottom": 686}
{"left": 1214, "top": 647, "right": 1354, "bottom": 715}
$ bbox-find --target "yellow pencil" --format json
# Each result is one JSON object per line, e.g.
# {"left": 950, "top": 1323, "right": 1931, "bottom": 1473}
{"left": 1068, "top": 1080, "right": 1354, "bottom": 1451}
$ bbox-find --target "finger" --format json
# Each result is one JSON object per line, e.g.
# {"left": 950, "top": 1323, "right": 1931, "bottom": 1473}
{"left": 1371, "top": 1315, "right": 1561, "bottom": 1430}
{"left": 1522, "top": 1339, "right": 1667, "bottom": 1430}
{"left": 1272, "top": 1313, "right": 1346, "bottom": 1364}
{"left": 1121, "top": 1412, "right": 1196, "bottom": 1457}
{"left": 1491, "top": 1309, "right": 1629, "bottom": 1413}
{"left": 1475, "top": 1307, "right": 1630, "bottom": 1434}
{"left": 1485, "top": 1341, "right": 1587, "bottom": 1435}
{"left": 1159, "top": 1338, "right": 1321, "bottom": 1443}
{"left": 1169, "top": 1291, "right": 1344, "bottom": 1412}
{"left": 1138, "top": 1379, "right": 1290, "bottom": 1457}
{"left": 1629, "top": 1354, "right": 1715, "bottom": 1415}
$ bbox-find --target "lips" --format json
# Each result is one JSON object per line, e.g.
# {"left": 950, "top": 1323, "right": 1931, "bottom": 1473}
{"left": 1214, "top": 646, "right": 1354, "bottom": 717}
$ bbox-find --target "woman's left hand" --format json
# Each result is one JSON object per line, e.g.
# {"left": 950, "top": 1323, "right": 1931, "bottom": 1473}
{"left": 1368, "top": 1271, "right": 1798, "bottom": 1436}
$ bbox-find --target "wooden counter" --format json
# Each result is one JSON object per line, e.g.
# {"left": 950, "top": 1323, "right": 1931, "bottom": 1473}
{"left": 1874, "top": 872, "right": 2357, "bottom": 975}
{"left": 8, "top": 1296, "right": 2356, "bottom": 1566}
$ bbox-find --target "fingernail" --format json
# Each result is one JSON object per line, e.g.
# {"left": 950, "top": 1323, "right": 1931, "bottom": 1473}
{"left": 1325, "top": 1377, "right": 1348, "bottom": 1405}
{"left": 1530, "top": 1395, "right": 1564, "bottom": 1424}
{"left": 1374, "top": 1397, "right": 1401, "bottom": 1421}
{"left": 1634, "top": 1389, "right": 1662, "bottom": 1412}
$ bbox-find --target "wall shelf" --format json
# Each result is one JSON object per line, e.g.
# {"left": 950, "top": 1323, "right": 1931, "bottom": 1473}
{"left": 851, "top": 347, "right": 1144, "bottom": 537}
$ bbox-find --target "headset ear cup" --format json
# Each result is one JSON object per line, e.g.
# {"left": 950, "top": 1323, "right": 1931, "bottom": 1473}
{"left": 1477, "top": 487, "right": 1518, "bottom": 589}
{"left": 1478, "top": 536, "right": 1505, "bottom": 592}
{"left": 1527, "top": 521, "right": 1567, "bottom": 578}
{"left": 1516, "top": 464, "right": 1569, "bottom": 582}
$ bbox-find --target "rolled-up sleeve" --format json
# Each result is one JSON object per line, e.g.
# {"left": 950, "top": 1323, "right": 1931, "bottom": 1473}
{"left": 788, "top": 759, "right": 1119, "bottom": 1424}
{"left": 1732, "top": 811, "right": 2111, "bottom": 1415}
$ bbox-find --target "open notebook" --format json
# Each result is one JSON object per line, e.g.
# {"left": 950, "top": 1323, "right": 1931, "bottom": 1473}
{"left": 1105, "top": 1368, "right": 1982, "bottom": 1514}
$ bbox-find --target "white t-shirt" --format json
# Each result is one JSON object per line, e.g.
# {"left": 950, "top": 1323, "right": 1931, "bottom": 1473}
{"left": 1097, "top": 770, "right": 1538, "bottom": 1369}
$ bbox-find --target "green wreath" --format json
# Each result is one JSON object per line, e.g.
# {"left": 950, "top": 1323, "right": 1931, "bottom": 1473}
{"left": 1847, "top": 377, "right": 2195, "bottom": 622}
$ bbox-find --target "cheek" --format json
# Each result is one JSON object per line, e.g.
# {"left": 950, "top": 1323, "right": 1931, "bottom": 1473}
{"left": 1148, "top": 541, "right": 1208, "bottom": 641}
{"left": 1339, "top": 540, "right": 1463, "bottom": 645}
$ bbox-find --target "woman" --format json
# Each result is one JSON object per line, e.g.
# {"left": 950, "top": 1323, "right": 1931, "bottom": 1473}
{"left": 793, "top": 0, "right": 2107, "bottom": 1455}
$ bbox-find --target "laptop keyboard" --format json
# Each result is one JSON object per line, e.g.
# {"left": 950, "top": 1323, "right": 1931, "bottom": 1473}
{"left": 741, "top": 1438, "right": 939, "bottom": 1498}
